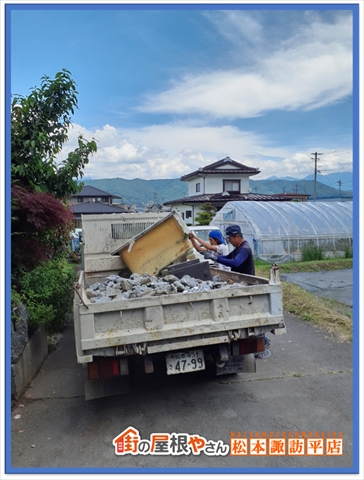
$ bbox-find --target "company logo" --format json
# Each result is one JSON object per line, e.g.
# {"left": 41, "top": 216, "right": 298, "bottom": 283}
{"left": 112, "top": 427, "right": 343, "bottom": 457}
{"left": 113, "top": 427, "right": 229, "bottom": 456}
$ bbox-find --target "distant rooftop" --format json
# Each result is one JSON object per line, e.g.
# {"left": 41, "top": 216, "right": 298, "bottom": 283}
{"left": 164, "top": 192, "right": 292, "bottom": 205}
{"left": 72, "top": 185, "right": 121, "bottom": 199}
{"left": 180, "top": 156, "right": 260, "bottom": 181}
{"left": 69, "top": 202, "right": 129, "bottom": 214}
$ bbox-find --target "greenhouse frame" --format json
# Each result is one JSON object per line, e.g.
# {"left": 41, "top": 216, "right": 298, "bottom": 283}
{"left": 211, "top": 201, "right": 353, "bottom": 263}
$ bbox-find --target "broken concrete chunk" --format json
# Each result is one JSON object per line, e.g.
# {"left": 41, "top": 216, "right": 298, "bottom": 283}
{"left": 90, "top": 296, "right": 112, "bottom": 303}
{"left": 120, "top": 279, "right": 133, "bottom": 291}
{"left": 86, "top": 270, "right": 246, "bottom": 303}
{"left": 163, "top": 274, "right": 179, "bottom": 283}
{"left": 180, "top": 275, "right": 197, "bottom": 288}
{"left": 85, "top": 289, "right": 98, "bottom": 299}
{"left": 174, "top": 281, "right": 186, "bottom": 292}
{"left": 139, "top": 275, "right": 152, "bottom": 285}
{"left": 129, "top": 273, "right": 141, "bottom": 285}
{"left": 106, "top": 275, "right": 122, "bottom": 282}
{"left": 136, "top": 288, "right": 156, "bottom": 298}
{"left": 106, "top": 288, "right": 122, "bottom": 298}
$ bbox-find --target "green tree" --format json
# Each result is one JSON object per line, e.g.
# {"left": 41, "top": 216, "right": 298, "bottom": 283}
{"left": 11, "top": 70, "right": 97, "bottom": 275}
{"left": 11, "top": 68, "right": 97, "bottom": 199}
{"left": 194, "top": 202, "right": 217, "bottom": 225}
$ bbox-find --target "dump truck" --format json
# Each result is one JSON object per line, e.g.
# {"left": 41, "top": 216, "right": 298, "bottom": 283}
{"left": 73, "top": 212, "right": 286, "bottom": 400}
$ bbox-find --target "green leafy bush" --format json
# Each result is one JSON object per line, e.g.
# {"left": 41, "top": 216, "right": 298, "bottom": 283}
{"left": 18, "top": 259, "right": 76, "bottom": 333}
{"left": 11, "top": 289, "right": 22, "bottom": 324}
{"left": 194, "top": 212, "right": 212, "bottom": 225}
{"left": 301, "top": 244, "right": 324, "bottom": 262}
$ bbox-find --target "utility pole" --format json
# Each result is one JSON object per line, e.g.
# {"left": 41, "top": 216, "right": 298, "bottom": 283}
{"left": 311, "top": 152, "right": 323, "bottom": 201}
{"left": 337, "top": 180, "right": 342, "bottom": 197}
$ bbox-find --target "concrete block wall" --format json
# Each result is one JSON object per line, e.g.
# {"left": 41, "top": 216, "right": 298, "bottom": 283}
{"left": 11, "top": 326, "right": 48, "bottom": 401}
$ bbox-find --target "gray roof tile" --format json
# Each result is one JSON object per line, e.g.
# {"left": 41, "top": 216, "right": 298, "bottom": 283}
{"left": 69, "top": 202, "right": 129, "bottom": 214}
{"left": 72, "top": 185, "right": 121, "bottom": 198}
{"left": 164, "top": 192, "right": 291, "bottom": 205}
{"left": 180, "top": 156, "right": 260, "bottom": 181}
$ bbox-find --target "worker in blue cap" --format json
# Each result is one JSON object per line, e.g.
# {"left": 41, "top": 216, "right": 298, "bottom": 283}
{"left": 189, "top": 229, "right": 230, "bottom": 270}
{"left": 203, "top": 224, "right": 255, "bottom": 275}
{"left": 203, "top": 224, "right": 271, "bottom": 358}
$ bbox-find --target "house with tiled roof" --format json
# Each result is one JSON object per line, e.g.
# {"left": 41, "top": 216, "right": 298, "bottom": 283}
{"left": 68, "top": 185, "right": 121, "bottom": 206}
{"left": 164, "top": 156, "right": 291, "bottom": 225}
{"left": 68, "top": 185, "right": 129, "bottom": 227}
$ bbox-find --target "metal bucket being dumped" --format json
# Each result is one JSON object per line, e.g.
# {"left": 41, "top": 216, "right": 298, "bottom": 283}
{"left": 111, "top": 212, "right": 194, "bottom": 276}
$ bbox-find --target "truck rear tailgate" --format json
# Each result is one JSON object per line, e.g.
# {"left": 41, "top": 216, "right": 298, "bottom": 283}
{"left": 74, "top": 268, "right": 284, "bottom": 362}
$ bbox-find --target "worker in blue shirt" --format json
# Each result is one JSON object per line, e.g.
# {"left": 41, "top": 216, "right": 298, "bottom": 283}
{"left": 204, "top": 224, "right": 271, "bottom": 359}
{"left": 203, "top": 224, "right": 255, "bottom": 275}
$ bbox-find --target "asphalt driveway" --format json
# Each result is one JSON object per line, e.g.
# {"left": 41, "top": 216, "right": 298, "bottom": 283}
{"left": 9, "top": 269, "right": 356, "bottom": 474}
{"left": 281, "top": 269, "right": 353, "bottom": 306}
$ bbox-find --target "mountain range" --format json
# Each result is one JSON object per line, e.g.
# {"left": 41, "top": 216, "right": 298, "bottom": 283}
{"left": 82, "top": 172, "right": 352, "bottom": 208}
{"left": 266, "top": 172, "right": 352, "bottom": 191}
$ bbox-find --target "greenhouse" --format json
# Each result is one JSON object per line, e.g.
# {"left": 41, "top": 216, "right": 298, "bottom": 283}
{"left": 210, "top": 201, "right": 353, "bottom": 263}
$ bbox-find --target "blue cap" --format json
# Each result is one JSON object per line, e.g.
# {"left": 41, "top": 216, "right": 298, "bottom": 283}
{"left": 209, "top": 230, "right": 225, "bottom": 244}
{"left": 225, "top": 225, "right": 242, "bottom": 237}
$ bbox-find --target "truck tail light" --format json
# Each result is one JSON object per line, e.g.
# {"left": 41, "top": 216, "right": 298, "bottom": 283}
{"left": 238, "top": 337, "right": 265, "bottom": 355}
{"left": 88, "top": 358, "right": 120, "bottom": 379}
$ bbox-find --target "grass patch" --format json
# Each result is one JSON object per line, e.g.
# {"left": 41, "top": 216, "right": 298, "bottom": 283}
{"left": 255, "top": 258, "right": 352, "bottom": 276}
{"left": 282, "top": 282, "right": 352, "bottom": 342}
{"left": 255, "top": 259, "right": 353, "bottom": 343}
{"left": 301, "top": 245, "right": 324, "bottom": 262}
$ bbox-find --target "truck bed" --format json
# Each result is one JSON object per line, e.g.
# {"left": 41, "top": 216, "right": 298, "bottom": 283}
{"left": 74, "top": 267, "right": 285, "bottom": 363}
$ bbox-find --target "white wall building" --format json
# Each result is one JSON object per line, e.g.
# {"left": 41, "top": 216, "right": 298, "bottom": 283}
{"left": 164, "top": 157, "right": 288, "bottom": 225}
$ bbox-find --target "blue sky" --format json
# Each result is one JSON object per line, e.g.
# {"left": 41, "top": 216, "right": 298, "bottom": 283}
{"left": 9, "top": 3, "right": 355, "bottom": 184}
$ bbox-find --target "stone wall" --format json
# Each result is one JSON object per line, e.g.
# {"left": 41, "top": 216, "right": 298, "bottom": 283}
{"left": 11, "top": 326, "right": 48, "bottom": 401}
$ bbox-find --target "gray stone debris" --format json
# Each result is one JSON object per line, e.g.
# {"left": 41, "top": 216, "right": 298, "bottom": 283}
{"left": 86, "top": 271, "right": 248, "bottom": 303}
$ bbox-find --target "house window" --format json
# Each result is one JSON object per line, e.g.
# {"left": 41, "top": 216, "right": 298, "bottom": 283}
{"left": 102, "top": 197, "right": 108, "bottom": 203}
{"left": 181, "top": 212, "right": 185, "bottom": 220}
{"left": 77, "top": 197, "right": 84, "bottom": 203}
{"left": 196, "top": 183, "right": 201, "bottom": 193}
{"left": 223, "top": 180, "right": 241, "bottom": 193}
{"left": 186, "top": 211, "right": 192, "bottom": 218}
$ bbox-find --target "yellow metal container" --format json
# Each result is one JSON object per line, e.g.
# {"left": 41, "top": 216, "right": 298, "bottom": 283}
{"left": 111, "top": 212, "right": 193, "bottom": 276}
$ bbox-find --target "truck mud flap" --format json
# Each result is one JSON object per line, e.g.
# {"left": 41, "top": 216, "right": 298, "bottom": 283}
{"left": 216, "top": 353, "right": 256, "bottom": 376}
{"left": 85, "top": 376, "right": 131, "bottom": 401}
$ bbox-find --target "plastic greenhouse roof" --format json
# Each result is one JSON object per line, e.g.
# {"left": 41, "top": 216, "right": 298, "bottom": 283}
{"left": 217, "top": 201, "right": 353, "bottom": 239}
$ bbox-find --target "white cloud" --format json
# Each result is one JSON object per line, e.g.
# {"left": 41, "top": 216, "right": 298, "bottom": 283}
{"left": 137, "top": 13, "right": 352, "bottom": 118}
{"left": 56, "top": 12, "right": 352, "bottom": 183}
{"left": 60, "top": 123, "right": 352, "bottom": 181}
{"left": 256, "top": 149, "right": 353, "bottom": 180}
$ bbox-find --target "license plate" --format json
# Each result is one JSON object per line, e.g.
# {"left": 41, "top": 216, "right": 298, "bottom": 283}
{"left": 166, "top": 349, "right": 205, "bottom": 375}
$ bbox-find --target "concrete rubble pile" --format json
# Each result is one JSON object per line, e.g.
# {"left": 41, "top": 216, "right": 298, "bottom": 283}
{"left": 86, "top": 273, "right": 248, "bottom": 304}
